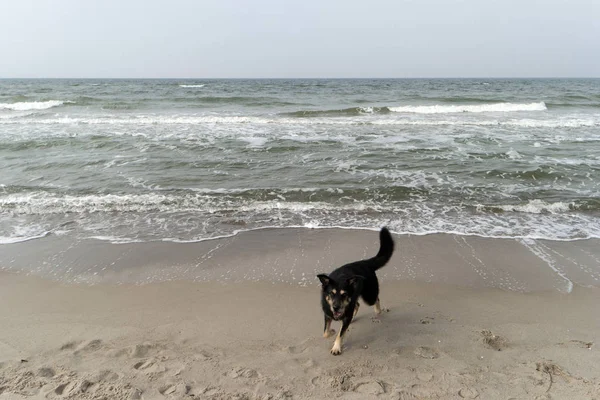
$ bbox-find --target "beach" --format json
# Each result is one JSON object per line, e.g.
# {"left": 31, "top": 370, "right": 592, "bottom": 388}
{"left": 1, "top": 229, "right": 599, "bottom": 399}
{"left": 1, "top": 78, "right": 600, "bottom": 398}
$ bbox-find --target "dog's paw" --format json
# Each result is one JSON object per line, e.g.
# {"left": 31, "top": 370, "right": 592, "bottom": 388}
{"left": 323, "top": 329, "right": 336, "bottom": 338}
{"left": 330, "top": 342, "right": 342, "bottom": 355}
{"left": 330, "top": 347, "right": 342, "bottom": 356}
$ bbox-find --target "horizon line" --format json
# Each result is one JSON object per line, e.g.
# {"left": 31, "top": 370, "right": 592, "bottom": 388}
{"left": 1, "top": 76, "right": 599, "bottom": 80}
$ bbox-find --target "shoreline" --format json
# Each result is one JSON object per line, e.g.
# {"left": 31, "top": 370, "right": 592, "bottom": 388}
{"left": 1, "top": 228, "right": 599, "bottom": 293}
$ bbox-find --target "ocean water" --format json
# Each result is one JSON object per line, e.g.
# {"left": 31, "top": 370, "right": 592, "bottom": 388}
{"left": 1, "top": 78, "right": 599, "bottom": 244}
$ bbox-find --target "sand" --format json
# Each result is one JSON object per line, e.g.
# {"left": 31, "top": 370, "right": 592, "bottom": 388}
{"left": 1, "top": 229, "right": 599, "bottom": 399}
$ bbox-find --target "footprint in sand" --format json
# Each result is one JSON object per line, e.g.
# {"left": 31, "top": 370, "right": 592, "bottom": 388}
{"left": 133, "top": 359, "right": 167, "bottom": 374}
{"left": 94, "top": 369, "right": 120, "bottom": 382}
{"left": 194, "top": 350, "right": 214, "bottom": 362}
{"left": 54, "top": 379, "right": 93, "bottom": 397}
{"left": 285, "top": 345, "right": 308, "bottom": 355}
{"left": 158, "top": 382, "right": 191, "bottom": 396}
{"left": 59, "top": 341, "right": 80, "bottom": 351}
{"left": 458, "top": 387, "right": 480, "bottom": 398}
{"left": 395, "top": 391, "right": 420, "bottom": 400}
{"left": 310, "top": 371, "right": 355, "bottom": 392}
{"left": 420, "top": 317, "right": 435, "bottom": 324}
{"left": 37, "top": 367, "right": 56, "bottom": 378}
{"left": 130, "top": 343, "right": 156, "bottom": 358}
{"left": 73, "top": 339, "right": 103, "bottom": 355}
{"left": 301, "top": 358, "right": 317, "bottom": 369}
{"left": 414, "top": 346, "right": 440, "bottom": 359}
{"left": 1, "top": 370, "right": 43, "bottom": 396}
{"left": 481, "top": 330, "right": 508, "bottom": 351}
{"left": 225, "top": 367, "right": 258, "bottom": 379}
{"left": 353, "top": 380, "right": 387, "bottom": 395}
{"left": 416, "top": 371, "right": 434, "bottom": 382}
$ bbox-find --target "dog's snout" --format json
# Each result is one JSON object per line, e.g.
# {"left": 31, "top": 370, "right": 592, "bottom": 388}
{"left": 333, "top": 305, "right": 341, "bottom": 312}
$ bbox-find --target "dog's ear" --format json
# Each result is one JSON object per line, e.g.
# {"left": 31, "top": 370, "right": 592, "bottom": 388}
{"left": 317, "top": 274, "right": 331, "bottom": 287}
{"left": 347, "top": 276, "right": 365, "bottom": 288}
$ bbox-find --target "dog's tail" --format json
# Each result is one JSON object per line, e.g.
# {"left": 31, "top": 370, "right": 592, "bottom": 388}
{"left": 369, "top": 227, "right": 394, "bottom": 271}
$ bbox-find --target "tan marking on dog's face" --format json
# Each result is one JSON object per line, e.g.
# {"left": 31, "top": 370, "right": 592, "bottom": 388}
{"left": 324, "top": 285, "right": 353, "bottom": 319}
{"left": 328, "top": 294, "right": 350, "bottom": 318}
{"left": 325, "top": 295, "right": 335, "bottom": 311}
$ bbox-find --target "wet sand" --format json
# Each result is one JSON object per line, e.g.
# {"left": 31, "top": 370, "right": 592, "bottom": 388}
{"left": 2, "top": 228, "right": 600, "bottom": 292}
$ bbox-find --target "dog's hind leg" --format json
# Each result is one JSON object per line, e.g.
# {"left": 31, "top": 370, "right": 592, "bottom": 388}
{"left": 330, "top": 315, "right": 352, "bottom": 355}
{"left": 323, "top": 315, "right": 335, "bottom": 338}
{"left": 374, "top": 298, "right": 382, "bottom": 315}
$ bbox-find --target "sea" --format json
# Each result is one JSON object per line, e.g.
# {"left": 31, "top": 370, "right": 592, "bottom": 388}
{"left": 1, "top": 78, "right": 599, "bottom": 245}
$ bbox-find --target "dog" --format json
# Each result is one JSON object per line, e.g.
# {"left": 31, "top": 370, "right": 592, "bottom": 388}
{"left": 317, "top": 227, "right": 394, "bottom": 355}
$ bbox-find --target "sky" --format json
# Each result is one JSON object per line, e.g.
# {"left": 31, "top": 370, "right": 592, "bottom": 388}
{"left": 1, "top": 0, "right": 599, "bottom": 78}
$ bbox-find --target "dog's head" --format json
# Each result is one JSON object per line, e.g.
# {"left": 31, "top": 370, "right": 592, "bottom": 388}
{"left": 317, "top": 274, "right": 363, "bottom": 320}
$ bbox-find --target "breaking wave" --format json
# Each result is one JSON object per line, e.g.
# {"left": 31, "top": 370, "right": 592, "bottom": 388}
{"left": 0, "top": 100, "right": 68, "bottom": 111}
{"left": 283, "top": 106, "right": 391, "bottom": 117}
{"left": 389, "top": 102, "right": 547, "bottom": 114}
{"left": 282, "top": 102, "right": 547, "bottom": 117}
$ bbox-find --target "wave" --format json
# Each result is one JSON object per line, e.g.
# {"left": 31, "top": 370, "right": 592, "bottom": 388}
{"left": 434, "top": 96, "right": 504, "bottom": 104}
{"left": 0, "top": 100, "right": 68, "bottom": 111}
{"left": 0, "top": 188, "right": 584, "bottom": 215}
{"left": 282, "top": 106, "right": 391, "bottom": 117}
{"left": 477, "top": 200, "right": 576, "bottom": 214}
{"left": 546, "top": 102, "right": 600, "bottom": 109}
{"left": 2, "top": 191, "right": 599, "bottom": 242}
{"left": 179, "top": 84, "right": 205, "bottom": 88}
{"left": 1, "top": 115, "right": 596, "bottom": 129}
{"left": 281, "top": 102, "right": 547, "bottom": 118}
{"left": 389, "top": 102, "right": 547, "bottom": 114}
{"left": 0, "top": 231, "right": 50, "bottom": 244}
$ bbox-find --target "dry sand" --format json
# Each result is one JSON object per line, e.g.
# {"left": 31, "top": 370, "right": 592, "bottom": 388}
{"left": 1, "top": 229, "right": 599, "bottom": 399}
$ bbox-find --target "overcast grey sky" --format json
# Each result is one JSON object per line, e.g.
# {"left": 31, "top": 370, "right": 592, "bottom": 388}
{"left": 1, "top": 0, "right": 599, "bottom": 78}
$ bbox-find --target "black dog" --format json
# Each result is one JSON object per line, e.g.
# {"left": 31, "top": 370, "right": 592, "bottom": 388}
{"left": 317, "top": 227, "right": 394, "bottom": 355}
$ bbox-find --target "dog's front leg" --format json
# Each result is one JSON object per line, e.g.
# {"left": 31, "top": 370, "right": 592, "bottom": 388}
{"left": 323, "top": 315, "right": 335, "bottom": 338}
{"left": 330, "top": 315, "right": 352, "bottom": 355}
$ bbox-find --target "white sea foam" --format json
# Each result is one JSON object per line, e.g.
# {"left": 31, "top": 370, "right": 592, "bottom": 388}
{"left": 179, "top": 84, "right": 205, "bottom": 88}
{"left": 488, "top": 199, "right": 574, "bottom": 214}
{"left": 1, "top": 114, "right": 596, "bottom": 129}
{"left": 505, "top": 148, "right": 523, "bottom": 159}
{"left": 0, "top": 233, "right": 50, "bottom": 244}
{"left": 0, "top": 224, "right": 51, "bottom": 244}
{"left": 240, "top": 136, "right": 269, "bottom": 148}
{"left": 88, "top": 235, "right": 144, "bottom": 244}
{"left": 519, "top": 238, "right": 574, "bottom": 293}
{"left": 389, "top": 102, "right": 547, "bottom": 114}
{"left": 0, "top": 100, "right": 67, "bottom": 111}
{"left": 2, "top": 190, "right": 598, "bottom": 241}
